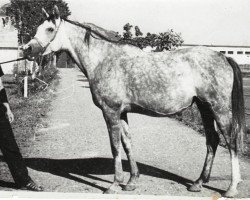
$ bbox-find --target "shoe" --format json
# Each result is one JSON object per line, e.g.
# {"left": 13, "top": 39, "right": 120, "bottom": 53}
{"left": 21, "top": 180, "right": 43, "bottom": 191}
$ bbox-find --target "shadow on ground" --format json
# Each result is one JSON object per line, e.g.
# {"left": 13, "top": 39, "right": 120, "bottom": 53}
{"left": 0, "top": 156, "right": 225, "bottom": 194}
{"left": 0, "top": 180, "right": 17, "bottom": 189}
{"left": 77, "top": 74, "right": 88, "bottom": 83}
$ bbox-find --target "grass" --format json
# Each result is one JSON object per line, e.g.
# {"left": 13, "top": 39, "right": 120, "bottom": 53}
{"left": 2, "top": 72, "right": 59, "bottom": 156}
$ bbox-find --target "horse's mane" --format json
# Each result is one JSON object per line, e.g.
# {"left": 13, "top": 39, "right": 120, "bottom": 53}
{"left": 63, "top": 19, "right": 138, "bottom": 47}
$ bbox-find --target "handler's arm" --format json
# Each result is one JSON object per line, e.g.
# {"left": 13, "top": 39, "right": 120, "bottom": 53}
{"left": 0, "top": 77, "right": 14, "bottom": 123}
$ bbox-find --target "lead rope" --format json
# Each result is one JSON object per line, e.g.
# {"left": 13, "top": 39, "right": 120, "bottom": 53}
{"left": 0, "top": 57, "right": 27, "bottom": 65}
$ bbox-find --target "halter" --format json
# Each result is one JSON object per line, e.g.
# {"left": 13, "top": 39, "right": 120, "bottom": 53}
{"left": 33, "top": 19, "right": 62, "bottom": 55}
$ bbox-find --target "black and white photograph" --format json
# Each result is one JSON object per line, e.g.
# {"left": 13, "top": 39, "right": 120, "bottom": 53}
{"left": 0, "top": 0, "right": 249, "bottom": 199}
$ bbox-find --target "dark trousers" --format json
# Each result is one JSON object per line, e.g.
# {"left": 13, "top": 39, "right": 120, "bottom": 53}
{"left": 0, "top": 104, "right": 30, "bottom": 187}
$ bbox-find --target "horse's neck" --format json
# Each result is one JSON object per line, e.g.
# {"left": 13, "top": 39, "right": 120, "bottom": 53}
{"left": 64, "top": 21, "right": 119, "bottom": 80}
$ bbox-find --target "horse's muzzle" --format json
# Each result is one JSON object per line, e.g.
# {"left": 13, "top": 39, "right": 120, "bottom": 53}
{"left": 22, "top": 40, "right": 44, "bottom": 60}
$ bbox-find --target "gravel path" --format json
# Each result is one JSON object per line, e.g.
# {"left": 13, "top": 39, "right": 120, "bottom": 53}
{"left": 13, "top": 68, "right": 250, "bottom": 197}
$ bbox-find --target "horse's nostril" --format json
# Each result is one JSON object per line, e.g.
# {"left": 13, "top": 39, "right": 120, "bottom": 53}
{"left": 22, "top": 45, "right": 33, "bottom": 58}
{"left": 22, "top": 41, "right": 43, "bottom": 58}
{"left": 23, "top": 46, "right": 32, "bottom": 54}
{"left": 27, "top": 46, "right": 32, "bottom": 52}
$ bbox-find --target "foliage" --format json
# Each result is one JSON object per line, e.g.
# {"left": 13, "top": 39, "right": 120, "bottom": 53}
{"left": 122, "top": 23, "right": 133, "bottom": 40}
{"left": 240, "top": 64, "right": 250, "bottom": 77}
{"left": 135, "top": 26, "right": 143, "bottom": 37}
{"left": 6, "top": 0, "right": 71, "bottom": 44}
{"left": 120, "top": 23, "right": 184, "bottom": 51}
{"left": 11, "top": 55, "right": 58, "bottom": 95}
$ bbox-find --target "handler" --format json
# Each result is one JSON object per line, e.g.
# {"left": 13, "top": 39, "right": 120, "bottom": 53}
{"left": 0, "top": 65, "right": 43, "bottom": 191}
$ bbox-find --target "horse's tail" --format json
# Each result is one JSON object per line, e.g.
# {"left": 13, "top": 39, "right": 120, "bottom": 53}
{"left": 227, "top": 57, "right": 246, "bottom": 152}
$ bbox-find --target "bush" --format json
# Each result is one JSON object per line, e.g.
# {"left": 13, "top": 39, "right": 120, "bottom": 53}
{"left": 120, "top": 23, "right": 184, "bottom": 51}
{"left": 172, "top": 104, "right": 204, "bottom": 137}
{"left": 239, "top": 64, "right": 250, "bottom": 72}
{"left": 15, "top": 66, "right": 58, "bottom": 95}
{"left": 240, "top": 65, "right": 250, "bottom": 77}
{"left": 178, "top": 105, "right": 203, "bottom": 133}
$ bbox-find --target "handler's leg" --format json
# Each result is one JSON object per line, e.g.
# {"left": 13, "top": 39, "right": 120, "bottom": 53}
{"left": 0, "top": 118, "right": 31, "bottom": 187}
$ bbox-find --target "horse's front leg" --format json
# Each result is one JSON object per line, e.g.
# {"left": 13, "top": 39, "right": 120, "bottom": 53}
{"left": 103, "top": 110, "right": 124, "bottom": 194}
{"left": 121, "top": 112, "right": 139, "bottom": 191}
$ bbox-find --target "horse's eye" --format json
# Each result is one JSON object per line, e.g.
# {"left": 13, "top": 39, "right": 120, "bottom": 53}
{"left": 47, "top": 27, "right": 54, "bottom": 32}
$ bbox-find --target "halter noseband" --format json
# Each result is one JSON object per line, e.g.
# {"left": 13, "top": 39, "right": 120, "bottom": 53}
{"left": 33, "top": 19, "right": 62, "bottom": 55}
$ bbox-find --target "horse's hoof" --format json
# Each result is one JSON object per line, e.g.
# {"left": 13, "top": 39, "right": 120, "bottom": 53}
{"left": 123, "top": 183, "right": 136, "bottom": 191}
{"left": 188, "top": 183, "right": 202, "bottom": 192}
{"left": 223, "top": 189, "right": 238, "bottom": 198}
{"left": 103, "top": 188, "right": 117, "bottom": 194}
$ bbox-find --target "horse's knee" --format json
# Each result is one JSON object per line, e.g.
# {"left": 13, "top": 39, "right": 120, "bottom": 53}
{"left": 109, "top": 123, "right": 123, "bottom": 150}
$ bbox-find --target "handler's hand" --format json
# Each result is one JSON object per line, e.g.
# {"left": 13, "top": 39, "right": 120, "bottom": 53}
{"left": 6, "top": 109, "right": 14, "bottom": 123}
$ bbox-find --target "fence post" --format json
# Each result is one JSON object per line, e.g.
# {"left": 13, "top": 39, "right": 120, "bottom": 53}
{"left": 24, "top": 59, "right": 28, "bottom": 98}
{"left": 24, "top": 76, "right": 28, "bottom": 98}
{"left": 52, "top": 54, "right": 57, "bottom": 67}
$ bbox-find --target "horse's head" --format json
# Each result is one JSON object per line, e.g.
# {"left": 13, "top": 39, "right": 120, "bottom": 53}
{"left": 22, "top": 5, "right": 63, "bottom": 59}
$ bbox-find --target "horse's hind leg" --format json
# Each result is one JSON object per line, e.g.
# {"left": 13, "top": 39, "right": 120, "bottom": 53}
{"left": 120, "top": 112, "right": 139, "bottom": 191}
{"left": 224, "top": 144, "right": 242, "bottom": 197}
{"left": 188, "top": 99, "right": 220, "bottom": 192}
{"left": 215, "top": 114, "right": 242, "bottom": 197}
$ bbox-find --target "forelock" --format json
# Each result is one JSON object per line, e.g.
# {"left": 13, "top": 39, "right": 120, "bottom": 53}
{"left": 47, "top": 14, "right": 56, "bottom": 24}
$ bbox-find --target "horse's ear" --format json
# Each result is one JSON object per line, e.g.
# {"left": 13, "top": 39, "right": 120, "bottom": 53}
{"left": 53, "top": 5, "right": 60, "bottom": 19}
{"left": 42, "top": 7, "right": 49, "bottom": 18}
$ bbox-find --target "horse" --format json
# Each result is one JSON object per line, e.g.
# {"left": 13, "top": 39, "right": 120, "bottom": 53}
{"left": 22, "top": 6, "right": 246, "bottom": 197}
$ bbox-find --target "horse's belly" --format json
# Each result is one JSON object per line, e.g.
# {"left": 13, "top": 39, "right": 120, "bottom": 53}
{"left": 136, "top": 95, "right": 193, "bottom": 115}
{"left": 132, "top": 82, "right": 196, "bottom": 115}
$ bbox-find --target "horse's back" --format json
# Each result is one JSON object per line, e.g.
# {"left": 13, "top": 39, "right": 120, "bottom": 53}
{"left": 124, "top": 46, "right": 233, "bottom": 98}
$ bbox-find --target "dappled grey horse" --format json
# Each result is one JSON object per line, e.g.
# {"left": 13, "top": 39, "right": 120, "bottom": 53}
{"left": 23, "top": 6, "right": 246, "bottom": 197}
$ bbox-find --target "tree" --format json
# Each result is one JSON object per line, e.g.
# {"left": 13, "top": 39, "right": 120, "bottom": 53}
{"left": 6, "top": 0, "right": 71, "bottom": 44}
{"left": 135, "top": 26, "right": 143, "bottom": 37}
{"left": 120, "top": 23, "right": 184, "bottom": 51}
{"left": 123, "top": 23, "right": 133, "bottom": 40}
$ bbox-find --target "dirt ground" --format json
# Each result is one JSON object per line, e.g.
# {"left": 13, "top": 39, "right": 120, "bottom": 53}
{"left": 0, "top": 68, "right": 250, "bottom": 198}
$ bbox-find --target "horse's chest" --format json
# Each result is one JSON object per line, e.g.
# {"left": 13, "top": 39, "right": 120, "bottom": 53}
{"left": 90, "top": 77, "right": 127, "bottom": 110}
